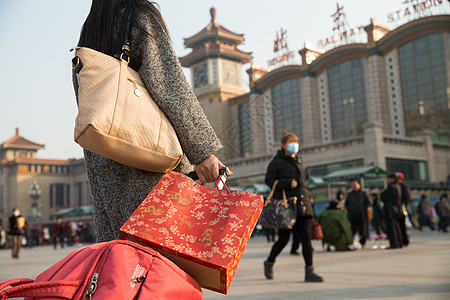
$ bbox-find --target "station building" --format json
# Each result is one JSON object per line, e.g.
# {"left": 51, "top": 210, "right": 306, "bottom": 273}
{"left": 180, "top": 10, "right": 450, "bottom": 196}
{"left": 0, "top": 129, "right": 90, "bottom": 226}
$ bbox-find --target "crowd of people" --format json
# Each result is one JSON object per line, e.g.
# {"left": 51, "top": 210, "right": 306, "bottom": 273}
{"left": 1, "top": 210, "right": 96, "bottom": 259}
{"left": 314, "top": 176, "right": 449, "bottom": 252}
{"left": 261, "top": 173, "right": 449, "bottom": 255}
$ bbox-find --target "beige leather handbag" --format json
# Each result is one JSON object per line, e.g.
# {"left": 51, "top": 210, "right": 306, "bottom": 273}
{"left": 72, "top": 46, "right": 183, "bottom": 173}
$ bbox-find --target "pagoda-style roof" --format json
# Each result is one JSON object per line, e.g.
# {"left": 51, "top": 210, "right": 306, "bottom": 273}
{"left": 0, "top": 128, "right": 45, "bottom": 150}
{"left": 179, "top": 7, "right": 252, "bottom": 67}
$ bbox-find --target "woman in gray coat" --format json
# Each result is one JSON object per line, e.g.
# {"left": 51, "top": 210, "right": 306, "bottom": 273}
{"left": 73, "top": 0, "right": 223, "bottom": 242}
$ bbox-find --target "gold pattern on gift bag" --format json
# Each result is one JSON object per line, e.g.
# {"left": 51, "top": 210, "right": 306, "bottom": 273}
{"left": 207, "top": 190, "right": 219, "bottom": 197}
{"left": 179, "top": 215, "right": 201, "bottom": 229}
{"left": 167, "top": 192, "right": 192, "bottom": 206}
{"left": 199, "top": 229, "right": 214, "bottom": 247}
{"left": 243, "top": 209, "right": 253, "bottom": 220}
{"left": 141, "top": 228, "right": 163, "bottom": 242}
{"left": 139, "top": 205, "right": 164, "bottom": 215}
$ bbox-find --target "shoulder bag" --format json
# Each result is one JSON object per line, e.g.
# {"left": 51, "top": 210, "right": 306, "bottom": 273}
{"left": 259, "top": 180, "right": 297, "bottom": 229}
{"left": 71, "top": 19, "right": 182, "bottom": 173}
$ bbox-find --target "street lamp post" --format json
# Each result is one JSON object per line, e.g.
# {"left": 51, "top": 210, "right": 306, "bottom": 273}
{"left": 29, "top": 180, "right": 42, "bottom": 221}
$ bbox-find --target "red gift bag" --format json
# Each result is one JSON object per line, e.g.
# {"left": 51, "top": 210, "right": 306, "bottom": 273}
{"left": 310, "top": 220, "right": 323, "bottom": 240}
{"left": 120, "top": 171, "right": 264, "bottom": 294}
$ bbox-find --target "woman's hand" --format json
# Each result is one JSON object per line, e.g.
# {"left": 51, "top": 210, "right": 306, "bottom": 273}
{"left": 291, "top": 180, "right": 298, "bottom": 189}
{"left": 195, "top": 154, "right": 225, "bottom": 183}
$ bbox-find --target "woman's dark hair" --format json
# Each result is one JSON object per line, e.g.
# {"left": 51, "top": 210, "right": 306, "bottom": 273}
{"left": 78, "top": 0, "right": 167, "bottom": 56}
{"left": 280, "top": 130, "right": 299, "bottom": 145}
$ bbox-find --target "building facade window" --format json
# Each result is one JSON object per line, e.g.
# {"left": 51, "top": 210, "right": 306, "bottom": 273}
{"left": 75, "top": 182, "right": 83, "bottom": 207}
{"left": 327, "top": 58, "right": 367, "bottom": 140}
{"left": 271, "top": 78, "right": 302, "bottom": 142}
{"left": 398, "top": 33, "right": 449, "bottom": 142}
{"left": 50, "top": 184, "right": 70, "bottom": 209}
{"left": 386, "top": 158, "right": 427, "bottom": 181}
{"left": 238, "top": 101, "right": 253, "bottom": 157}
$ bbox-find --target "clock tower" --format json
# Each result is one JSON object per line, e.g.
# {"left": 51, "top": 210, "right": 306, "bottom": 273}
{"left": 179, "top": 8, "right": 252, "bottom": 160}
{"left": 179, "top": 7, "right": 252, "bottom": 101}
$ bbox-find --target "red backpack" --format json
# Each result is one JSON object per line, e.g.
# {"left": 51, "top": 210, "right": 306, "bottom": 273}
{"left": 0, "top": 240, "right": 202, "bottom": 299}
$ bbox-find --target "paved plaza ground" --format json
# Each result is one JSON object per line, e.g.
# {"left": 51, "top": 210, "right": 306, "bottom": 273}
{"left": 0, "top": 229, "right": 449, "bottom": 299}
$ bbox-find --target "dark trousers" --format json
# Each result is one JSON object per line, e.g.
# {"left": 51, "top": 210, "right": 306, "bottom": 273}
{"left": 53, "top": 236, "right": 65, "bottom": 249}
{"left": 386, "top": 217, "right": 403, "bottom": 248}
{"left": 419, "top": 215, "right": 435, "bottom": 230}
{"left": 438, "top": 216, "right": 449, "bottom": 231}
{"left": 348, "top": 214, "right": 367, "bottom": 245}
{"left": 268, "top": 218, "right": 313, "bottom": 266}
{"left": 372, "top": 217, "right": 385, "bottom": 236}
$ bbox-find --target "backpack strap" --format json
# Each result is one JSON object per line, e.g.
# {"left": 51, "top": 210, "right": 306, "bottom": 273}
{"left": 0, "top": 279, "right": 79, "bottom": 300}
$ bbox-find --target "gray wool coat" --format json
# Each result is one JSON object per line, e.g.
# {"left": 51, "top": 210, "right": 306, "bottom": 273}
{"left": 72, "top": 8, "right": 222, "bottom": 242}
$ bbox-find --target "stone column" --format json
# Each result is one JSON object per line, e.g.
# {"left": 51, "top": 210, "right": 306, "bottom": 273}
{"left": 300, "top": 75, "right": 321, "bottom": 146}
{"left": 417, "top": 130, "right": 436, "bottom": 182}
{"left": 363, "top": 121, "right": 386, "bottom": 169}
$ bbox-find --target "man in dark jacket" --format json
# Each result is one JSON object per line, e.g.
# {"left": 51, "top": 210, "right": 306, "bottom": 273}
{"left": 345, "top": 181, "right": 370, "bottom": 248}
{"left": 380, "top": 173, "right": 403, "bottom": 249}
{"left": 396, "top": 172, "right": 410, "bottom": 245}
{"left": 318, "top": 200, "right": 353, "bottom": 251}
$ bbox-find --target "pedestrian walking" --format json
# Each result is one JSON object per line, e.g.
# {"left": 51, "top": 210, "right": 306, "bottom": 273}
{"left": 73, "top": 0, "right": 224, "bottom": 242}
{"left": 263, "top": 131, "right": 323, "bottom": 282}
{"left": 345, "top": 181, "right": 370, "bottom": 248}
{"left": 9, "top": 208, "right": 25, "bottom": 258}
{"left": 417, "top": 195, "right": 436, "bottom": 231}
{"left": 0, "top": 225, "right": 7, "bottom": 249}
{"left": 53, "top": 217, "right": 66, "bottom": 249}
{"left": 381, "top": 173, "right": 403, "bottom": 249}
{"left": 370, "top": 193, "right": 385, "bottom": 239}
{"left": 437, "top": 193, "right": 450, "bottom": 232}
{"left": 396, "top": 172, "right": 410, "bottom": 246}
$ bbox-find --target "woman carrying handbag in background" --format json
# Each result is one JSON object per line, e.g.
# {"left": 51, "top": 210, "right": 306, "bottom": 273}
{"left": 72, "top": 0, "right": 224, "bottom": 243}
{"left": 263, "top": 131, "right": 323, "bottom": 282}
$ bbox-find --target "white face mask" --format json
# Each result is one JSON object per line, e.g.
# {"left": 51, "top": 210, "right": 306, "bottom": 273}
{"left": 286, "top": 143, "right": 299, "bottom": 155}
{"left": 13, "top": 211, "right": 20, "bottom": 217}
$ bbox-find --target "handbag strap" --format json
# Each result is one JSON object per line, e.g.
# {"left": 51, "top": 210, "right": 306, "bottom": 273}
{"left": 265, "top": 181, "right": 289, "bottom": 206}
{"left": 120, "top": 1, "right": 137, "bottom": 63}
{"left": 266, "top": 180, "right": 279, "bottom": 203}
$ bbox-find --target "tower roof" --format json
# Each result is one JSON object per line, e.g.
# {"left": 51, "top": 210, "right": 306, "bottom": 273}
{"left": 0, "top": 128, "right": 45, "bottom": 150}
{"left": 179, "top": 7, "right": 252, "bottom": 67}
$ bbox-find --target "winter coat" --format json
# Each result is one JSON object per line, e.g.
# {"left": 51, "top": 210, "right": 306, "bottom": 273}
{"left": 381, "top": 183, "right": 402, "bottom": 219}
{"left": 345, "top": 189, "right": 370, "bottom": 218}
{"left": 72, "top": 7, "right": 222, "bottom": 242}
{"left": 440, "top": 198, "right": 450, "bottom": 217}
{"left": 399, "top": 182, "right": 411, "bottom": 204}
{"left": 53, "top": 223, "right": 66, "bottom": 238}
{"left": 265, "top": 150, "right": 313, "bottom": 218}
{"left": 318, "top": 207, "right": 353, "bottom": 251}
{"left": 9, "top": 215, "right": 24, "bottom": 236}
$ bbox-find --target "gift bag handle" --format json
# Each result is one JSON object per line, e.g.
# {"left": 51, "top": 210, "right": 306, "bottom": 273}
{"left": 194, "top": 176, "right": 231, "bottom": 194}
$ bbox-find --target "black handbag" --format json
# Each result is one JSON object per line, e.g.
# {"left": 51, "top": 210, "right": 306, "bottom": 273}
{"left": 259, "top": 181, "right": 297, "bottom": 229}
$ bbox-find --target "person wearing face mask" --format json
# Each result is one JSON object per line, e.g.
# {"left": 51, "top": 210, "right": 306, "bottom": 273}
{"left": 9, "top": 208, "right": 25, "bottom": 259}
{"left": 263, "top": 130, "right": 323, "bottom": 282}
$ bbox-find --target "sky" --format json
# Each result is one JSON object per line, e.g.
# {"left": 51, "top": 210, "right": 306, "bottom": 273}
{"left": 0, "top": 0, "right": 448, "bottom": 160}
